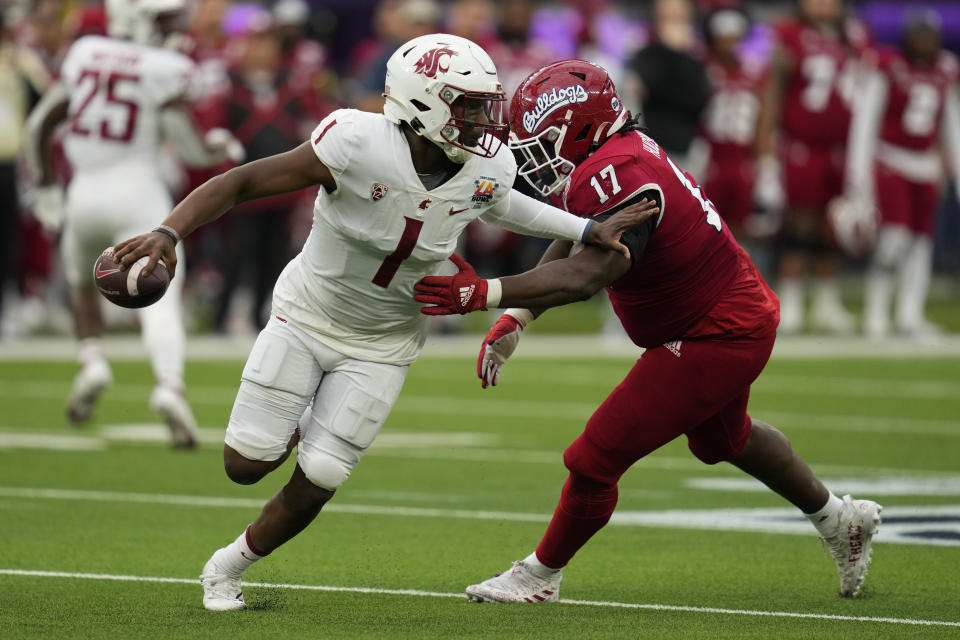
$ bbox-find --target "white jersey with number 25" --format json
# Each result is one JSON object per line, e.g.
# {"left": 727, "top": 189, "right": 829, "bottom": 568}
{"left": 60, "top": 35, "right": 194, "bottom": 176}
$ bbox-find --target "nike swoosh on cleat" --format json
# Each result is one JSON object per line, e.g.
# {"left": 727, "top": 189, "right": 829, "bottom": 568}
{"left": 449, "top": 207, "right": 468, "bottom": 216}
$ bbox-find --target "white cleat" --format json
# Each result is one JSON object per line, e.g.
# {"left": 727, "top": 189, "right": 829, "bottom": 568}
{"left": 150, "top": 386, "right": 199, "bottom": 449}
{"left": 897, "top": 319, "right": 944, "bottom": 344}
{"left": 66, "top": 359, "right": 113, "bottom": 425}
{"left": 812, "top": 303, "right": 855, "bottom": 335}
{"left": 200, "top": 554, "right": 246, "bottom": 611}
{"left": 466, "top": 561, "right": 562, "bottom": 604}
{"left": 821, "top": 494, "right": 882, "bottom": 597}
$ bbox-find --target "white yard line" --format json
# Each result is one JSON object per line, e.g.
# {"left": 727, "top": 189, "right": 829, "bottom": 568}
{"left": 3, "top": 486, "right": 959, "bottom": 546}
{"left": 3, "top": 334, "right": 960, "bottom": 361}
{"left": 0, "top": 568, "right": 956, "bottom": 628}
{"left": 0, "top": 429, "right": 956, "bottom": 477}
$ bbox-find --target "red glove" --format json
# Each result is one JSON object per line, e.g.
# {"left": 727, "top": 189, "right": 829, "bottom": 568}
{"left": 477, "top": 313, "right": 524, "bottom": 388}
{"left": 415, "top": 254, "right": 488, "bottom": 315}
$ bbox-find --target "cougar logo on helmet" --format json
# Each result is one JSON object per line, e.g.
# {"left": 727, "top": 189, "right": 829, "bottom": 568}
{"left": 413, "top": 47, "right": 457, "bottom": 78}
{"left": 522, "top": 85, "right": 589, "bottom": 133}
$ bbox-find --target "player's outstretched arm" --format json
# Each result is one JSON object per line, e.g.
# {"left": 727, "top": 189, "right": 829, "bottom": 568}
{"left": 114, "top": 142, "right": 335, "bottom": 278}
{"left": 160, "top": 102, "right": 245, "bottom": 168}
{"left": 415, "top": 245, "right": 632, "bottom": 315}
{"left": 476, "top": 239, "right": 572, "bottom": 388}
{"left": 486, "top": 189, "right": 658, "bottom": 259}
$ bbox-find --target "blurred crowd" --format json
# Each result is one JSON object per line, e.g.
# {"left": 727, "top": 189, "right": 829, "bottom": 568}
{"left": 1, "top": 0, "right": 959, "bottom": 338}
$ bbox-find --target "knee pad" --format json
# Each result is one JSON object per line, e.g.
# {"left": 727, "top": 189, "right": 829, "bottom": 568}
{"left": 299, "top": 450, "right": 352, "bottom": 491}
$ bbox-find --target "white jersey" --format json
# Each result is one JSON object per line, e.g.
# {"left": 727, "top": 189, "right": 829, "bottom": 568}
{"left": 273, "top": 109, "right": 519, "bottom": 365}
{"left": 60, "top": 35, "right": 194, "bottom": 177}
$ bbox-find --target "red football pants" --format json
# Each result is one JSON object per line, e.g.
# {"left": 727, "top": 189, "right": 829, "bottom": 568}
{"left": 536, "top": 333, "right": 776, "bottom": 569}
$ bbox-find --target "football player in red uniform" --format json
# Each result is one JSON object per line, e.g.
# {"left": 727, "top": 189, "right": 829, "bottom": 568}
{"left": 846, "top": 11, "right": 960, "bottom": 339}
{"left": 415, "top": 60, "right": 881, "bottom": 601}
{"left": 756, "top": 0, "right": 871, "bottom": 333}
{"left": 699, "top": 8, "right": 768, "bottom": 239}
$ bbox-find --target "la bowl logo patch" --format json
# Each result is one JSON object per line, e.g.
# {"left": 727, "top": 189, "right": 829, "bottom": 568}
{"left": 413, "top": 47, "right": 457, "bottom": 78}
{"left": 371, "top": 183, "right": 388, "bottom": 201}
{"left": 523, "top": 84, "right": 589, "bottom": 133}
{"left": 471, "top": 176, "right": 500, "bottom": 207}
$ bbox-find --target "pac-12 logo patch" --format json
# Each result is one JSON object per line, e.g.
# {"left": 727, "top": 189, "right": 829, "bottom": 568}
{"left": 413, "top": 47, "right": 457, "bottom": 78}
{"left": 370, "top": 183, "right": 388, "bottom": 201}
{"left": 471, "top": 176, "right": 500, "bottom": 207}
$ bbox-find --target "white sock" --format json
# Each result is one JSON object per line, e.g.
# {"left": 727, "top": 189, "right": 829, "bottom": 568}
{"left": 812, "top": 278, "right": 843, "bottom": 314}
{"left": 77, "top": 338, "right": 106, "bottom": 367}
{"left": 212, "top": 526, "right": 266, "bottom": 578}
{"left": 778, "top": 278, "right": 803, "bottom": 332}
{"left": 524, "top": 551, "right": 560, "bottom": 578}
{"left": 896, "top": 235, "right": 933, "bottom": 332}
{"left": 804, "top": 494, "right": 844, "bottom": 535}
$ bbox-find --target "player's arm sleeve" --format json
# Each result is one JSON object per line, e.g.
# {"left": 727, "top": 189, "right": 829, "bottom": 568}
{"left": 479, "top": 188, "right": 590, "bottom": 242}
{"left": 308, "top": 110, "right": 360, "bottom": 192}
{"left": 941, "top": 85, "right": 960, "bottom": 192}
{"left": 160, "top": 103, "right": 242, "bottom": 168}
{"left": 845, "top": 67, "right": 887, "bottom": 197}
{"left": 24, "top": 81, "right": 69, "bottom": 183}
{"left": 591, "top": 188, "right": 661, "bottom": 266}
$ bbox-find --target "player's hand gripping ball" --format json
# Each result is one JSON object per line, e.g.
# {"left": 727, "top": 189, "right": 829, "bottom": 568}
{"left": 94, "top": 247, "right": 170, "bottom": 308}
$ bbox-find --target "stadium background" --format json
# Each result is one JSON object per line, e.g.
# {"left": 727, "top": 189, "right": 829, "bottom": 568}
{"left": 1, "top": 1, "right": 959, "bottom": 638}
{"left": 1, "top": 0, "right": 959, "bottom": 336}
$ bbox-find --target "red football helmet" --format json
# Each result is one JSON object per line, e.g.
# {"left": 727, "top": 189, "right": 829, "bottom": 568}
{"left": 509, "top": 60, "right": 628, "bottom": 196}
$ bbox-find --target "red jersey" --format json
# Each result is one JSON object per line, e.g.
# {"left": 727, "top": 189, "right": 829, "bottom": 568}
{"left": 876, "top": 48, "right": 959, "bottom": 151}
{"left": 702, "top": 54, "right": 767, "bottom": 162}
{"left": 774, "top": 18, "right": 870, "bottom": 145}
{"left": 562, "top": 131, "right": 779, "bottom": 347}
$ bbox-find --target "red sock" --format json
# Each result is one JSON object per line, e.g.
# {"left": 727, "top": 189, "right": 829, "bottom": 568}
{"left": 535, "top": 472, "right": 619, "bottom": 569}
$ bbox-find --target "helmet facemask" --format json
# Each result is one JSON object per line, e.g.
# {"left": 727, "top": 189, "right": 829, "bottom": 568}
{"left": 436, "top": 87, "right": 508, "bottom": 161}
{"left": 509, "top": 60, "right": 628, "bottom": 197}
{"left": 509, "top": 121, "right": 575, "bottom": 197}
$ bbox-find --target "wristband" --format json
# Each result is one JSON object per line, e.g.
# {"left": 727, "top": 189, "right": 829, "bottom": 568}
{"left": 504, "top": 308, "right": 534, "bottom": 328}
{"left": 485, "top": 278, "right": 502, "bottom": 308}
{"left": 580, "top": 219, "right": 595, "bottom": 243}
{"left": 153, "top": 225, "right": 182, "bottom": 245}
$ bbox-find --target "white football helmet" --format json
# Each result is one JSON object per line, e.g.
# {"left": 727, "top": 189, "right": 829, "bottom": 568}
{"left": 383, "top": 33, "right": 508, "bottom": 163}
{"left": 106, "top": 0, "right": 186, "bottom": 46}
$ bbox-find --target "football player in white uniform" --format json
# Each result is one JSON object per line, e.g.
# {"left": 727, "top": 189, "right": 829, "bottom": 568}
{"left": 24, "top": 0, "right": 242, "bottom": 446}
{"left": 112, "top": 33, "right": 657, "bottom": 611}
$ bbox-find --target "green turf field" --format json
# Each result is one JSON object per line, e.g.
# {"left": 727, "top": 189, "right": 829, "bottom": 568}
{"left": 1, "top": 348, "right": 959, "bottom": 639}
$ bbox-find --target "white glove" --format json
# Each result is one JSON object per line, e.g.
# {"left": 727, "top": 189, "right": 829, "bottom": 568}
{"left": 32, "top": 184, "right": 64, "bottom": 232}
{"left": 754, "top": 155, "right": 785, "bottom": 212}
{"left": 204, "top": 128, "right": 245, "bottom": 164}
{"left": 477, "top": 309, "right": 533, "bottom": 389}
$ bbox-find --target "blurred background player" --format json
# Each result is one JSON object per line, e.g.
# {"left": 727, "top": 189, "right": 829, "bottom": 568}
{"left": 414, "top": 60, "right": 881, "bottom": 602}
{"left": 757, "top": 0, "right": 870, "bottom": 334}
{"left": 0, "top": 7, "right": 51, "bottom": 336}
{"left": 699, "top": 7, "right": 768, "bottom": 241}
{"left": 24, "top": 0, "right": 243, "bottom": 445}
{"left": 846, "top": 10, "right": 960, "bottom": 340}
{"left": 623, "top": 0, "right": 709, "bottom": 173}
{"left": 109, "top": 33, "right": 651, "bottom": 611}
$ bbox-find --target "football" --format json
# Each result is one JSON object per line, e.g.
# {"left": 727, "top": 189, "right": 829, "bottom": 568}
{"left": 93, "top": 247, "right": 170, "bottom": 309}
